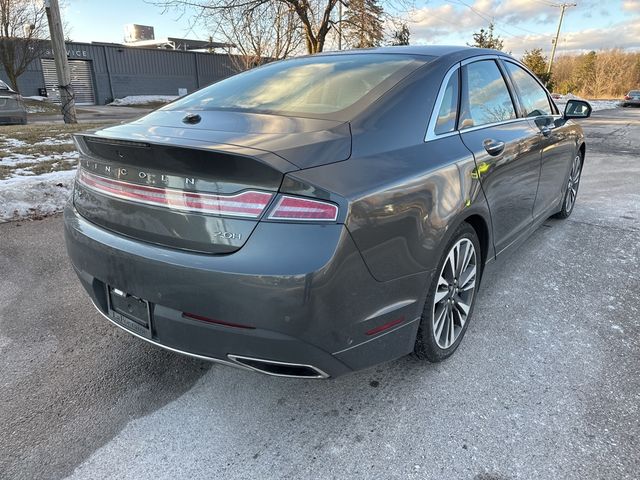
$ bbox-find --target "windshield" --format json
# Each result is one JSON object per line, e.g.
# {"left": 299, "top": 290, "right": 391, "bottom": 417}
{"left": 164, "top": 54, "right": 428, "bottom": 117}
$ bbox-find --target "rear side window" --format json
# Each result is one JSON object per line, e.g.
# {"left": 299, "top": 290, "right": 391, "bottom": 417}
{"left": 164, "top": 54, "right": 427, "bottom": 117}
{"left": 504, "top": 62, "right": 552, "bottom": 117}
{"left": 460, "top": 60, "right": 516, "bottom": 129}
{"left": 434, "top": 70, "right": 459, "bottom": 135}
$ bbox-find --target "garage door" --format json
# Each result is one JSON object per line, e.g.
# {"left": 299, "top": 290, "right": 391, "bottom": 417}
{"left": 41, "top": 59, "right": 96, "bottom": 105}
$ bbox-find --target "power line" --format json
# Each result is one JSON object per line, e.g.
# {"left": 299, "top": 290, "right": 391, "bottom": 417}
{"left": 444, "top": 0, "right": 550, "bottom": 38}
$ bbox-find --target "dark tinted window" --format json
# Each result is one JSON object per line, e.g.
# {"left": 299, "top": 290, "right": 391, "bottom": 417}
{"left": 504, "top": 62, "right": 552, "bottom": 117}
{"left": 164, "top": 54, "right": 426, "bottom": 116}
{"left": 460, "top": 60, "right": 516, "bottom": 129}
{"left": 434, "top": 70, "right": 459, "bottom": 135}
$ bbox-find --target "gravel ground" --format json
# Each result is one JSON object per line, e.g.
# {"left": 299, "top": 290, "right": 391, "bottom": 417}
{"left": 0, "top": 108, "right": 638, "bottom": 480}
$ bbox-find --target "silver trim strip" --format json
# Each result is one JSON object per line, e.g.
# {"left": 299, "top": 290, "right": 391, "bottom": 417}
{"left": 227, "top": 354, "right": 330, "bottom": 379}
{"left": 458, "top": 116, "right": 531, "bottom": 134}
{"left": 364, "top": 299, "right": 417, "bottom": 321}
{"left": 90, "top": 300, "right": 252, "bottom": 372}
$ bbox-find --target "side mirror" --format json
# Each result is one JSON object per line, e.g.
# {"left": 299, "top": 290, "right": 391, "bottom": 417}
{"left": 564, "top": 99, "right": 592, "bottom": 119}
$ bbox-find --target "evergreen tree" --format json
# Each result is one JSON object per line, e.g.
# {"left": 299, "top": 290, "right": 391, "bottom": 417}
{"left": 343, "top": 0, "right": 384, "bottom": 49}
{"left": 468, "top": 23, "right": 504, "bottom": 51}
{"left": 522, "top": 48, "right": 553, "bottom": 88}
{"left": 390, "top": 23, "right": 410, "bottom": 46}
{"left": 572, "top": 51, "right": 597, "bottom": 97}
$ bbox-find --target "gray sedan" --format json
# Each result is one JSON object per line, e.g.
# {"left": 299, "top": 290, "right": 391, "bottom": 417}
{"left": 64, "top": 46, "right": 591, "bottom": 378}
{"left": 0, "top": 80, "right": 27, "bottom": 125}
{"left": 622, "top": 90, "right": 640, "bottom": 107}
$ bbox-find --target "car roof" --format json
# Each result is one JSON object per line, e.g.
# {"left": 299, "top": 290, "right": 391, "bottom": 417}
{"left": 314, "top": 45, "right": 515, "bottom": 66}
{"left": 320, "top": 45, "right": 508, "bottom": 58}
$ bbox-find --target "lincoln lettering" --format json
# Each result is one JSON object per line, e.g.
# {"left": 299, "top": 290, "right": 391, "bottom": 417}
{"left": 80, "top": 159, "right": 196, "bottom": 188}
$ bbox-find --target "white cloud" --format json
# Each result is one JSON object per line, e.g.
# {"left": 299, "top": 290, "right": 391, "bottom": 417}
{"left": 503, "top": 19, "right": 640, "bottom": 55}
{"left": 406, "top": 0, "right": 640, "bottom": 56}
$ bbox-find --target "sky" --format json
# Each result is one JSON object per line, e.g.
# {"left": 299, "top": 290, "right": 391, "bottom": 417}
{"left": 64, "top": 0, "right": 640, "bottom": 57}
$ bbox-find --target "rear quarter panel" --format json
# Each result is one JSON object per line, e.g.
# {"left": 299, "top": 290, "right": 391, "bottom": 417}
{"left": 284, "top": 58, "right": 494, "bottom": 282}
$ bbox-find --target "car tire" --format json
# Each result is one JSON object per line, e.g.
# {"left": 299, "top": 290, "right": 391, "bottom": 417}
{"left": 554, "top": 151, "right": 583, "bottom": 219}
{"left": 414, "top": 222, "right": 481, "bottom": 362}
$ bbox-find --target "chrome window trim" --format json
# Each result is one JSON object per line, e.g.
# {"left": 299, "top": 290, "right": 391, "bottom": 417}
{"left": 425, "top": 62, "right": 461, "bottom": 141}
{"left": 458, "top": 116, "right": 531, "bottom": 134}
{"left": 425, "top": 54, "right": 525, "bottom": 142}
{"left": 501, "top": 58, "right": 558, "bottom": 116}
{"left": 460, "top": 54, "right": 504, "bottom": 66}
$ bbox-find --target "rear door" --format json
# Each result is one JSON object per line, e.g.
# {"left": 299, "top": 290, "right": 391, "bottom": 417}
{"left": 501, "top": 60, "right": 575, "bottom": 218}
{"left": 458, "top": 58, "right": 541, "bottom": 254}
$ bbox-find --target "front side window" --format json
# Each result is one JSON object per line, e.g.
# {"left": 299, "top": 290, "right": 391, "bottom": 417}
{"left": 163, "top": 54, "right": 428, "bottom": 117}
{"left": 434, "top": 70, "right": 459, "bottom": 135}
{"left": 504, "top": 62, "right": 552, "bottom": 117}
{"left": 460, "top": 60, "right": 516, "bottom": 129}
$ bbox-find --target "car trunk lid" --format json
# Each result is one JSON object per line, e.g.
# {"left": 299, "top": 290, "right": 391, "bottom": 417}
{"left": 72, "top": 110, "right": 350, "bottom": 254}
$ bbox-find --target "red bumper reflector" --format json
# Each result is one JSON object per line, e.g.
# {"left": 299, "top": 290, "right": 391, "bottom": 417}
{"left": 77, "top": 169, "right": 273, "bottom": 218}
{"left": 182, "top": 312, "right": 255, "bottom": 330}
{"left": 365, "top": 316, "right": 405, "bottom": 336}
{"left": 268, "top": 195, "right": 338, "bottom": 221}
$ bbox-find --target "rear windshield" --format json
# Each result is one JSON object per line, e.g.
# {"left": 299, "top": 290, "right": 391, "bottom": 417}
{"left": 164, "top": 54, "right": 428, "bottom": 117}
{"left": 630, "top": 91, "right": 640, "bottom": 95}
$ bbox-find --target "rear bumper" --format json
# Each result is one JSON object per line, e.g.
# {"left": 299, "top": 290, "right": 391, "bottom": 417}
{"left": 64, "top": 204, "right": 431, "bottom": 378}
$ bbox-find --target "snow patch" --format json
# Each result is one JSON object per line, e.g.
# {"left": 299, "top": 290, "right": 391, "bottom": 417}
{"left": 553, "top": 94, "right": 621, "bottom": 112}
{"left": 0, "top": 169, "right": 77, "bottom": 222}
{"left": 109, "top": 95, "right": 178, "bottom": 106}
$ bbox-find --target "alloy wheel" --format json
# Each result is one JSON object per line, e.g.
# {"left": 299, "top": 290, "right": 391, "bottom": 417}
{"left": 565, "top": 155, "right": 582, "bottom": 212}
{"left": 432, "top": 238, "right": 477, "bottom": 349}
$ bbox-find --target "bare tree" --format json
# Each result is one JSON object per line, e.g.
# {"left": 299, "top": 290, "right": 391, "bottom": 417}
{"left": 153, "top": 0, "right": 415, "bottom": 55}
{"left": 0, "top": 0, "right": 48, "bottom": 92}
{"left": 551, "top": 50, "right": 640, "bottom": 97}
{"left": 209, "top": 2, "right": 303, "bottom": 70}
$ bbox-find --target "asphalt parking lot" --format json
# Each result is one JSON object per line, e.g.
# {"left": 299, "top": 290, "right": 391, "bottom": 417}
{"left": 1, "top": 108, "right": 638, "bottom": 480}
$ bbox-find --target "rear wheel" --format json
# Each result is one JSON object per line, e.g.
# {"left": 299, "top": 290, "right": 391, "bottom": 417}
{"left": 414, "top": 222, "right": 481, "bottom": 362}
{"left": 554, "top": 152, "right": 583, "bottom": 219}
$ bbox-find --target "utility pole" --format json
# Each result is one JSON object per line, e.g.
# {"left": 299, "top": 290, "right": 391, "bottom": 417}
{"left": 44, "top": 0, "right": 77, "bottom": 124}
{"left": 338, "top": 0, "right": 343, "bottom": 50}
{"left": 547, "top": 2, "right": 576, "bottom": 75}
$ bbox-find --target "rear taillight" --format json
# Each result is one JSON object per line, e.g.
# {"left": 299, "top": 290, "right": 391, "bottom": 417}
{"left": 267, "top": 195, "right": 338, "bottom": 221}
{"left": 77, "top": 169, "right": 273, "bottom": 218}
{"left": 625, "top": 95, "right": 631, "bottom": 100}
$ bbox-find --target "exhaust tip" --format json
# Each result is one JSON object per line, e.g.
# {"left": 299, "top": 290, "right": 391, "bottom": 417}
{"left": 228, "top": 354, "right": 329, "bottom": 379}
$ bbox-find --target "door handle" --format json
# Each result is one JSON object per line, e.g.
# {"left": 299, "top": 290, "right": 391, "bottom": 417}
{"left": 483, "top": 139, "right": 505, "bottom": 156}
